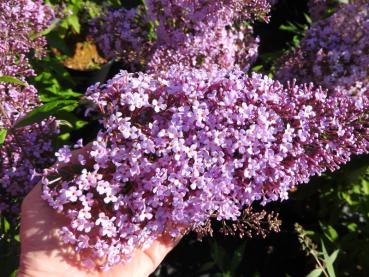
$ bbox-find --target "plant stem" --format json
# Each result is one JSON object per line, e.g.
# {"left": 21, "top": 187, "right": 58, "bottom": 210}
{"left": 310, "top": 250, "right": 329, "bottom": 277}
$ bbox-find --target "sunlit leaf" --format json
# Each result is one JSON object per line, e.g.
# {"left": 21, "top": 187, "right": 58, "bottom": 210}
{"left": 306, "top": 268, "right": 323, "bottom": 277}
{"left": 0, "top": 76, "right": 27, "bottom": 86}
{"left": 14, "top": 100, "right": 79, "bottom": 128}
{"left": 0, "top": 128, "right": 7, "bottom": 145}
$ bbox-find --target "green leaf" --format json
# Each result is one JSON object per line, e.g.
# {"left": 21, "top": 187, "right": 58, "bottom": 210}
{"left": 58, "top": 120, "right": 74, "bottom": 128}
{"left": 252, "top": 65, "right": 263, "bottom": 72}
{"left": 320, "top": 223, "right": 338, "bottom": 242}
{"left": 58, "top": 132, "right": 70, "bottom": 141}
{"left": 2, "top": 217, "right": 10, "bottom": 232}
{"left": 67, "top": 14, "right": 81, "bottom": 33}
{"left": 328, "top": 250, "right": 339, "bottom": 266}
{"left": 321, "top": 241, "right": 331, "bottom": 273}
{"left": 0, "top": 76, "right": 27, "bottom": 86}
{"left": 361, "top": 179, "right": 369, "bottom": 195}
{"left": 321, "top": 240, "right": 328, "bottom": 256}
{"left": 9, "top": 269, "right": 18, "bottom": 277}
{"left": 14, "top": 100, "right": 78, "bottom": 128}
{"left": 346, "top": 223, "right": 358, "bottom": 232}
{"left": 48, "top": 88, "right": 82, "bottom": 99}
{"left": 340, "top": 192, "right": 353, "bottom": 205}
{"left": 304, "top": 13, "right": 312, "bottom": 25}
{"left": 39, "top": 87, "right": 82, "bottom": 102}
{"left": 0, "top": 128, "right": 7, "bottom": 145}
{"left": 75, "top": 120, "right": 88, "bottom": 129}
{"left": 321, "top": 241, "right": 338, "bottom": 277}
{"left": 306, "top": 268, "right": 323, "bottom": 277}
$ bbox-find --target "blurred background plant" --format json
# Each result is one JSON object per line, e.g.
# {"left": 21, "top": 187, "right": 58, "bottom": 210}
{"left": 1, "top": 0, "right": 369, "bottom": 276}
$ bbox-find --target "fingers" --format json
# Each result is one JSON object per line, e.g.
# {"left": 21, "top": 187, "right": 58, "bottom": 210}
{"left": 139, "top": 234, "right": 182, "bottom": 276}
{"left": 104, "top": 236, "right": 180, "bottom": 277}
{"left": 20, "top": 183, "right": 68, "bottom": 250}
{"left": 20, "top": 163, "right": 183, "bottom": 277}
{"left": 19, "top": 184, "right": 91, "bottom": 277}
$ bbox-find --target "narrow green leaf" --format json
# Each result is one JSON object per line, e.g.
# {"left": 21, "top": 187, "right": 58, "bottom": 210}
{"left": 321, "top": 240, "right": 329, "bottom": 260}
{"left": 306, "top": 268, "right": 323, "bottom": 277}
{"left": 321, "top": 240, "right": 337, "bottom": 277}
{"left": 14, "top": 100, "right": 78, "bottom": 128}
{"left": 304, "top": 13, "right": 312, "bottom": 25}
{"left": 2, "top": 217, "right": 10, "bottom": 232}
{"left": 329, "top": 250, "right": 339, "bottom": 265}
{"left": 0, "top": 128, "right": 7, "bottom": 145}
{"left": 58, "top": 120, "right": 74, "bottom": 128}
{"left": 0, "top": 76, "right": 27, "bottom": 86}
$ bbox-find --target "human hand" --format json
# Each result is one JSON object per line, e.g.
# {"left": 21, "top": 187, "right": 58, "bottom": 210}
{"left": 19, "top": 149, "right": 179, "bottom": 277}
{"left": 19, "top": 183, "right": 178, "bottom": 277}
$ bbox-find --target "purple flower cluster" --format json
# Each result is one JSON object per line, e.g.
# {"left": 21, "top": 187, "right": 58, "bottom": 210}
{"left": 0, "top": 0, "right": 54, "bottom": 75}
{"left": 145, "top": 0, "right": 270, "bottom": 46}
{"left": 148, "top": 23, "right": 259, "bottom": 72}
{"left": 277, "top": 1, "right": 369, "bottom": 95}
{"left": 0, "top": 0, "right": 57, "bottom": 218}
{"left": 89, "top": 7, "right": 151, "bottom": 65}
{"left": 307, "top": 0, "right": 332, "bottom": 21}
{"left": 0, "top": 119, "right": 57, "bottom": 216}
{"left": 42, "top": 66, "right": 368, "bottom": 270}
{"left": 90, "top": 0, "right": 270, "bottom": 71}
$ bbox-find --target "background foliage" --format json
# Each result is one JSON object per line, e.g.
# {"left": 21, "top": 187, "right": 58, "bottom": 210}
{"left": 1, "top": 0, "right": 368, "bottom": 276}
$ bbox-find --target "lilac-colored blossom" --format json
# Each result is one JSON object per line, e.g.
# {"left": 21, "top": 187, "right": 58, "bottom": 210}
{"left": 277, "top": 1, "right": 369, "bottom": 95}
{"left": 55, "top": 145, "right": 73, "bottom": 164}
{"left": 43, "top": 66, "right": 369, "bottom": 270}
{"left": 90, "top": 0, "right": 270, "bottom": 71}
{"left": 0, "top": 0, "right": 56, "bottom": 219}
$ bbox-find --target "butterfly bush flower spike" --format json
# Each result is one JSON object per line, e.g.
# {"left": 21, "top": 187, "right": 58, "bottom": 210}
{"left": 42, "top": 66, "right": 369, "bottom": 270}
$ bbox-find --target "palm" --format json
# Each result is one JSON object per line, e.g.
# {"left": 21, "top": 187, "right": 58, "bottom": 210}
{"left": 19, "top": 183, "right": 176, "bottom": 277}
